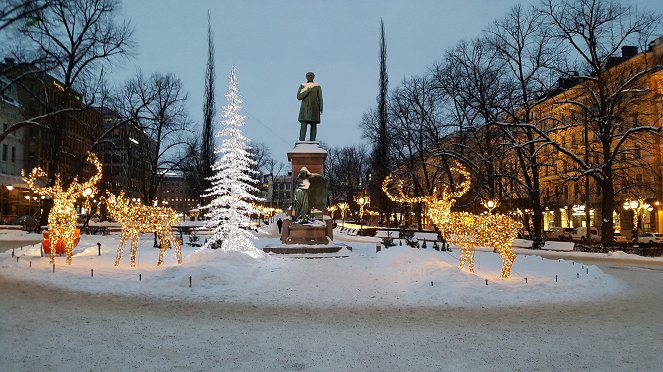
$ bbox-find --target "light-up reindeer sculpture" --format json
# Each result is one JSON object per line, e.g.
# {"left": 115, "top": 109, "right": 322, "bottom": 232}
{"left": 24, "top": 153, "right": 103, "bottom": 265}
{"left": 105, "top": 192, "right": 182, "bottom": 267}
{"left": 382, "top": 164, "right": 521, "bottom": 278}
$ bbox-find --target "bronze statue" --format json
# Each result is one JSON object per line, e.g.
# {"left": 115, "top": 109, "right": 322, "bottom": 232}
{"left": 292, "top": 167, "right": 328, "bottom": 222}
{"left": 297, "top": 72, "right": 323, "bottom": 141}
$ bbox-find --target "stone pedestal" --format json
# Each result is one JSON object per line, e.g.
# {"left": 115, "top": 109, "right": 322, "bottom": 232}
{"left": 287, "top": 141, "right": 327, "bottom": 180}
{"left": 280, "top": 218, "right": 333, "bottom": 244}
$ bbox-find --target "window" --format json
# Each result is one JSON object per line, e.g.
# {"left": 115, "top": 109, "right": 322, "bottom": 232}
{"left": 11, "top": 146, "right": 15, "bottom": 162}
{"left": 571, "top": 133, "right": 577, "bottom": 146}
{"left": 2, "top": 144, "right": 6, "bottom": 161}
{"left": 634, "top": 144, "right": 641, "bottom": 159}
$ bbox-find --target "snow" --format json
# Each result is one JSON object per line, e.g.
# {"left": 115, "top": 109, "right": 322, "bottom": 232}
{"left": 3, "top": 221, "right": 663, "bottom": 371}
{"left": 0, "top": 220, "right": 644, "bottom": 309}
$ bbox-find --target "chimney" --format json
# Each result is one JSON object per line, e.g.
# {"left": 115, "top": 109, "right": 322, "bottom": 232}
{"left": 3, "top": 57, "right": 15, "bottom": 65}
{"left": 621, "top": 46, "right": 637, "bottom": 58}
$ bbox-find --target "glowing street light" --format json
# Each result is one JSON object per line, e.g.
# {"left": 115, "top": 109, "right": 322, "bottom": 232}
{"left": 337, "top": 202, "right": 349, "bottom": 228}
{"left": 482, "top": 199, "right": 498, "bottom": 214}
{"left": 623, "top": 198, "right": 651, "bottom": 244}
{"left": 355, "top": 195, "right": 370, "bottom": 230}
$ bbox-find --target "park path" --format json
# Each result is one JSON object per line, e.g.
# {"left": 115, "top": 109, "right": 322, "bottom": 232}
{"left": 1, "top": 263, "right": 663, "bottom": 371}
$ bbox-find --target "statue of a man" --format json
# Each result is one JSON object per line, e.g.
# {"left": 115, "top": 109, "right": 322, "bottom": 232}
{"left": 297, "top": 72, "right": 323, "bottom": 142}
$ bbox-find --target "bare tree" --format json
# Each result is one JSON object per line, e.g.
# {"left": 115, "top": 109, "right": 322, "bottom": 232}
{"left": 486, "top": 4, "right": 561, "bottom": 244}
{"left": 118, "top": 71, "right": 192, "bottom": 203}
{"left": 534, "top": 0, "right": 662, "bottom": 245}
{"left": 1, "top": 0, "right": 135, "bottom": 225}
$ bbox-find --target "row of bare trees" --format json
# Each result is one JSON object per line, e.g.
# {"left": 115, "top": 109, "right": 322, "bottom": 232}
{"left": 361, "top": 0, "right": 662, "bottom": 246}
{"left": 1, "top": 0, "right": 198, "bottom": 223}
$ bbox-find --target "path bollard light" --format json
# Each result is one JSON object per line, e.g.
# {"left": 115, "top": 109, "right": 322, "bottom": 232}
{"left": 577, "top": 273, "right": 579, "bottom": 278}
{"left": 139, "top": 274, "right": 142, "bottom": 281}
{"left": 16, "top": 257, "right": 19, "bottom": 263}
{"left": 91, "top": 269, "right": 94, "bottom": 277}
{"left": 485, "top": 279, "right": 488, "bottom": 285}
{"left": 525, "top": 277, "right": 528, "bottom": 284}
{"left": 97, "top": 242, "right": 101, "bottom": 256}
{"left": 29, "top": 261, "right": 31, "bottom": 268}
{"left": 586, "top": 268, "right": 588, "bottom": 274}
{"left": 431, "top": 281, "right": 434, "bottom": 286}
{"left": 555, "top": 275, "right": 558, "bottom": 282}
{"left": 52, "top": 264, "right": 55, "bottom": 272}
{"left": 189, "top": 276, "right": 192, "bottom": 288}
{"left": 12, "top": 248, "right": 14, "bottom": 257}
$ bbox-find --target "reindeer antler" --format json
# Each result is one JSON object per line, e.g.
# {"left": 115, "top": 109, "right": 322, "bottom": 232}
{"left": 71, "top": 152, "right": 103, "bottom": 196}
{"left": 442, "top": 163, "right": 471, "bottom": 200}
{"left": 23, "top": 166, "right": 58, "bottom": 198}
{"left": 382, "top": 174, "right": 432, "bottom": 204}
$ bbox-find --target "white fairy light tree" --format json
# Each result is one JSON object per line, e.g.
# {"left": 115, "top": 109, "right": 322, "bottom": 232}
{"left": 202, "top": 66, "right": 263, "bottom": 252}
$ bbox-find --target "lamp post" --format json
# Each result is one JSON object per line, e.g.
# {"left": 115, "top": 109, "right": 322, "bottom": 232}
{"left": 623, "top": 198, "right": 651, "bottom": 245}
{"left": 338, "top": 202, "right": 348, "bottom": 228}
{"left": 327, "top": 205, "right": 338, "bottom": 221}
{"left": 482, "top": 199, "right": 498, "bottom": 214}
{"left": 355, "top": 195, "right": 370, "bottom": 230}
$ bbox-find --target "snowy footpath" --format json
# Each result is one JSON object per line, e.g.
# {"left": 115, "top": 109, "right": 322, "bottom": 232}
{"left": 1, "top": 224, "right": 663, "bottom": 371}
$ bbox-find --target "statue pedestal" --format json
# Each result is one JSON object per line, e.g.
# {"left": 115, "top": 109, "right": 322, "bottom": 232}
{"left": 280, "top": 218, "right": 333, "bottom": 244}
{"left": 287, "top": 142, "right": 327, "bottom": 178}
{"left": 264, "top": 218, "right": 350, "bottom": 254}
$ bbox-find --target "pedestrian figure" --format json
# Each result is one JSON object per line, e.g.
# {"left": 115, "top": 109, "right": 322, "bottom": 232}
{"left": 277, "top": 218, "right": 283, "bottom": 234}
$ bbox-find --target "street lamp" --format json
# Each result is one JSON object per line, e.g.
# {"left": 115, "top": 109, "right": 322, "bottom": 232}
{"left": 337, "top": 202, "right": 349, "bottom": 228}
{"left": 355, "top": 195, "right": 370, "bottom": 230}
{"left": 327, "top": 205, "right": 338, "bottom": 220}
{"left": 482, "top": 199, "right": 498, "bottom": 214}
{"left": 623, "top": 198, "right": 651, "bottom": 244}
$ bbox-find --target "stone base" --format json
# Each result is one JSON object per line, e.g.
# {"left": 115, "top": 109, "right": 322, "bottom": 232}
{"left": 281, "top": 219, "right": 333, "bottom": 244}
{"left": 263, "top": 243, "right": 352, "bottom": 254}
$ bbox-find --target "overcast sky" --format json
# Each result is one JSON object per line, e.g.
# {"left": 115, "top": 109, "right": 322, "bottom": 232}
{"left": 113, "top": 0, "right": 662, "bottom": 166}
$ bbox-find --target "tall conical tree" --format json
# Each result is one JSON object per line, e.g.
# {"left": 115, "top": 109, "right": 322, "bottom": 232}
{"left": 201, "top": 10, "right": 216, "bottom": 201}
{"left": 372, "top": 19, "right": 390, "bottom": 224}
{"left": 202, "top": 66, "right": 262, "bottom": 252}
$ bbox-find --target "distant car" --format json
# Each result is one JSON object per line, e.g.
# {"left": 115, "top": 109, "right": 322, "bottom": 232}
{"left": 572, "top": 227, "right": 600, "bottom": 244}
{"left": 638, "top": 232, "right": 663, "bottom": 244}
{"left": 11, "top": 215, "right": 39, "bottom": 231}
{"left": 612, "top": 232, "right": 628, "bottom": 244}
{"left": 545, "top": 227, "right": 574, "bottom": 241}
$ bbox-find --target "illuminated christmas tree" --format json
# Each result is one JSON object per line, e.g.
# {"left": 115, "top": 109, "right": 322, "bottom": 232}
{"left": 202, "top": 66, "right": 262, "bottom": 252}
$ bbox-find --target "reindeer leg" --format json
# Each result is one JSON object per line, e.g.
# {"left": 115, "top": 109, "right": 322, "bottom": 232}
{"left": 170, "top": 232, "right": 183, "bottom": 264}
{"left": 500, "top": 246, "right": 516, "bottom": 279}
{"left": 468, "top": 248, "right": 475, "bottom": 273}
{"left": 115, "top": 233, "right": 127, "bottom": 266}
{"left": 130, "top": 234, "right": 139, "bottom": 267}
{"left": 64, "top": 233, "right": 75, "bottom": 265}
{"left": 48, "top": 231, "right": 58, "bottom": 265}
{"left": 157, "top": 232, "right": 167, "bottom": 267}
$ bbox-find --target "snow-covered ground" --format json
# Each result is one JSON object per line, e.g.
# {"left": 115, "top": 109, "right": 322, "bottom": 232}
{"left": 2, "top": 221, "right": 663, "bottom": 371}
{"left": 3, "top": 220, "right": 661, "bottom": 309}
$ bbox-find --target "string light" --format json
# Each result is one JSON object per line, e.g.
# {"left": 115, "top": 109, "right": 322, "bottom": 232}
{"left": 383, "top": 164, "right": 521, "bottom": 278}
{"left": 23, "top": 153, "right": 102, "bottom": 265}
{"left": 105, "top": 192, "right": 182, "bottom": 267}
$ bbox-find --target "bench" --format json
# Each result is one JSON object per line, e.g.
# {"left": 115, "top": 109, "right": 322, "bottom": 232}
{"left": 83, "top": 226, "right": 109, "bottom": 235}
{"left": 375, "top": 230, "right": 395, "bottom": 239}
{"left": 413, "top": 232, "right": 439, "bottom": 242}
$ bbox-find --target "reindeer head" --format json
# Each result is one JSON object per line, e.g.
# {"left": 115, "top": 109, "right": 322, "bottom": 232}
{"left": 382, "top": 163, "right": 471, "bottom": 227}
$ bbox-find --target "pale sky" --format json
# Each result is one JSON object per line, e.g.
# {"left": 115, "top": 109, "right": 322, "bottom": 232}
{"left": 113, "top": 0, "right": 663, "bottom": 164}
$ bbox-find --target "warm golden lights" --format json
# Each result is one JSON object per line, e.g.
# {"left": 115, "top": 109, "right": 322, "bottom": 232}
{"left": 383, "top": 164, "right": 521, "bottom": 278}
{"left": 106, "top": 192, "right": 182, "bottom": 267}
{"left": 24, "top": 153, "right": 102, "bottom": 265}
